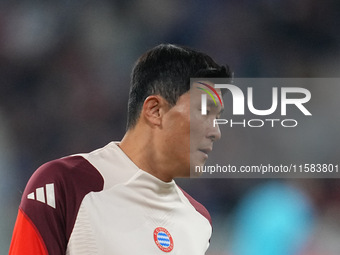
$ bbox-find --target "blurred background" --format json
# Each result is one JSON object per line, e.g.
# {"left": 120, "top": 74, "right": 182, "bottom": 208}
{"left": 1, "top": 0, "right": 340, "bottom": 254}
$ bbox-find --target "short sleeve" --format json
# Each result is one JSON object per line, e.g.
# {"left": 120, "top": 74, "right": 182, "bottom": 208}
{"left": 9, "top": 156, "right": 104, "bottom": 255}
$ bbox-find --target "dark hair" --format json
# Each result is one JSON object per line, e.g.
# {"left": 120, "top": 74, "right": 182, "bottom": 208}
{"left": 126, "top": 44, "right": 231, "bottom": 129}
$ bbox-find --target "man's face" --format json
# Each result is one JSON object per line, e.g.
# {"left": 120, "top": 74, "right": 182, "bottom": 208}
{"left": 159, "top": 81, "right": 223, "bottom": 178}
{"left": 189, "top": 81, "right": 224, "bottom": 175}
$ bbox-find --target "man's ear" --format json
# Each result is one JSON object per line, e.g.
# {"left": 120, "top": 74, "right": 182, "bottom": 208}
{"left": 142, "top": 95, "right": 168, "bottom": 127}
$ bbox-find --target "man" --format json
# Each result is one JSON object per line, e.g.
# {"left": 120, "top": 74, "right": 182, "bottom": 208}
{"left": 9, "top": 44, "right": 231, "bottom": 254}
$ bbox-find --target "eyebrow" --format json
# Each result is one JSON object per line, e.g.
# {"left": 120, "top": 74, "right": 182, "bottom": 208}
{"left": 206, "top": 99, "right": 224, "bottom": 115}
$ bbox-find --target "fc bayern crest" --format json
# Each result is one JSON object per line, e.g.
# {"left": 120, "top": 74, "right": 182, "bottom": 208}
{"left": 153, "top": 227, "right": 174, "bottom": 252}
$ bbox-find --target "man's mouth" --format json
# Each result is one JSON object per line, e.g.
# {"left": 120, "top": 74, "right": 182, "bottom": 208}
{"left": 198, "top": 148, "right": 212, "bottom": 157}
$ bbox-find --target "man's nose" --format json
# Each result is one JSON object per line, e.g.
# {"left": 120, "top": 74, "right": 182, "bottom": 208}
{"left": 207, "top": 120, "right": 221, "bottom": 142}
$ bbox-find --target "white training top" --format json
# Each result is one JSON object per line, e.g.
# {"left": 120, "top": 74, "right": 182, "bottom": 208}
{"left": 10, "top": 142, "right": 212, "bottom": 255}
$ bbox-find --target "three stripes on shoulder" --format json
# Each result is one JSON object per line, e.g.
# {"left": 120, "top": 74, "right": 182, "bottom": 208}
{"left": 27, "top": 183, "right": 56, "bottom": 209}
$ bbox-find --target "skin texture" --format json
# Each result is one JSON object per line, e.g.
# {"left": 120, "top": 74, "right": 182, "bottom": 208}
{"left": 119, "top": 81, "right": 224, "bottom": 182}
{"left": 190, "top": 82, "right": 224, "bottom": 176}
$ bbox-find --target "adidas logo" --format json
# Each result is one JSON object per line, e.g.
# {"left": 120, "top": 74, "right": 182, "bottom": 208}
{"left": 27, "top": 183, "right": 56, "bottom": 209}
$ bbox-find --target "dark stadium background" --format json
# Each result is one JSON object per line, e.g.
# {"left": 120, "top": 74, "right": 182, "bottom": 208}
{"left": 1, "top": 1, "right": 340, "bottom": 254}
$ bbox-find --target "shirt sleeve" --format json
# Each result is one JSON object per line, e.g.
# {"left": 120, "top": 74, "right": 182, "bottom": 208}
{"left": 9, "top": 208, "right": 48, "bottom": 255}
{"left": 9, "top": 156, "right": 104, "bottom": 255}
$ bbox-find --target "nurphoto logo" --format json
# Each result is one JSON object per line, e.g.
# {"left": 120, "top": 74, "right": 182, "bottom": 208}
{"left": 199, "top": 82, "right": 312, "bottom": 128}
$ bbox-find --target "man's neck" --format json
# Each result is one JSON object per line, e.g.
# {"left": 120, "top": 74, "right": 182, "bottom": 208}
{"left": 119, "top": 129, "right": 173, "bottom": 182}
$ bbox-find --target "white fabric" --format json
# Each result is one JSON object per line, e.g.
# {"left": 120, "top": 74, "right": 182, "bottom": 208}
{"left": 66, "top": 142, "right": 212, "bottom": 255}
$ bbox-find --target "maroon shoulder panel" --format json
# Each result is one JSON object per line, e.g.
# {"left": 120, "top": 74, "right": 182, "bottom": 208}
{"left": 20, "top": 156, "right": 104, "bottom": 255}
{"left": 178, "top": 187, "right": 212, "bottom": 226}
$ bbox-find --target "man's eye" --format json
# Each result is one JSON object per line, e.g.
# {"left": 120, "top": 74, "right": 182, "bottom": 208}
{"left": 198, "top": 108, "right": 211, "bottom": 115}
